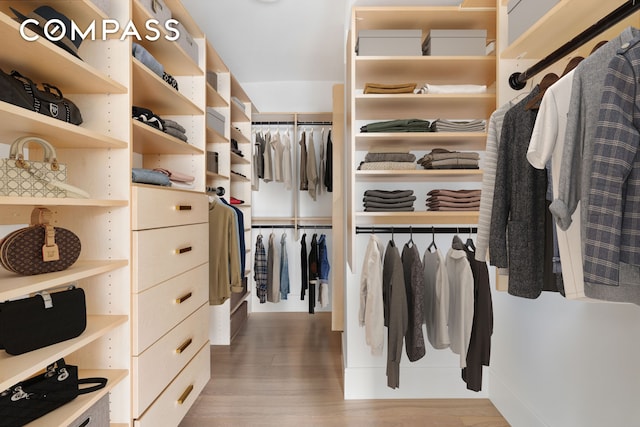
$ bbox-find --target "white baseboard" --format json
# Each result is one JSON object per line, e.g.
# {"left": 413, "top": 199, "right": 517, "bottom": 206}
{"left": 489, "top": 368, "right": 548, "bottom": 427}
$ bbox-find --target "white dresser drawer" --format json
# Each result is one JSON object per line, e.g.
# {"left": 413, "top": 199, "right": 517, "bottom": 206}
{"left": 134, "top": 343, "right": 210, "bottom": 427}
{"left": 132, "top": 185, "right": 208, "bottom": 230}
{"left": 133, "top": 222, "right": 208, "bottom": 293}
{"left": 133, "top": 304, "right": 209, "bottom": 417}
{"left": 133, "top": 263, "right": 208, "bottom": 355}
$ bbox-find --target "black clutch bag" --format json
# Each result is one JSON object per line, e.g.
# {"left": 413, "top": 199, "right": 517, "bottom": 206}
{"left": 0, "top": 286, "right": 87, "bottom": 355}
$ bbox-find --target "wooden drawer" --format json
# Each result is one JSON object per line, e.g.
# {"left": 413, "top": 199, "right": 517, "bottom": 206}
{"left": 133, "top": 263, "right": 208, "bottom": 355}
{"left": 134, "top": 343, "right": 210, "bottom": 427}
{"left": 132, "top": 185, "right": 208, "bottom": 230}
{"left": 133, "top": 222, "right": 208, "bottom": 293}
{"left": 230, "top": 300, "right": 248, "bottom": 341}
{"left": 133, "top": 304, "right": 209, "bottom": 417}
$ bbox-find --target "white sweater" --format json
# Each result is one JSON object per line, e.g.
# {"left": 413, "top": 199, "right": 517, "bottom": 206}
{"left": 446, "top": 246, "right": 474, "bottom": 369}
{"left": 359, "top": 235, "right": 385, "bottom": 356}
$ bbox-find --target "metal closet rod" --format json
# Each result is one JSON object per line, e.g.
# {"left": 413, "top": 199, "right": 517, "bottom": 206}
{"left": 252, "top": 224, "right": 333, "bottom": 230}
{"left": 356, "top": 226, "right": 477, "bottom": 234}
{"left": 251, "top": 121, "right": 333, "bottom": 126}
{"left": 509, "top": 0, "right": 640, "bottom": 90}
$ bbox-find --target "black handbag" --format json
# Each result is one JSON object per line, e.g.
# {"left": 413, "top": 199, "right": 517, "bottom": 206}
{"left": 0, "top": 286, "right": 87, "bottom": 355}
{"left": 0, "top": 69, "right": 83, "bottom": 125}
{"left": 0, "top": 358, "right": 107, "bottom": 427}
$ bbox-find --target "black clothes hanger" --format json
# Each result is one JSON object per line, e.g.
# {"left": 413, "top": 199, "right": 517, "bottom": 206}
{"left": 465, "top": 228, "right": 476, "bottom": 251}
{"left": 407, "top": 226, "right": 414, "bottom": 247}
{"left": 427, "top": 226, "right": 437, "bottom": 252}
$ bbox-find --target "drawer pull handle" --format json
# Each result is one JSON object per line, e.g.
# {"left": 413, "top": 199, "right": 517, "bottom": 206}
{"left": 176, "top": 292, "right": 193, "bottom": 304}
{"left": 176, "top": 205, "right": 192, "bottom": 211}
{"left": 176, "top": 338, "right": 193, "bottom": 354}
{"left": 176, "top": 246, "right": 192, "bottom": 254}
{"left": 177, "top": 384, "right": 194, "bottom": 405}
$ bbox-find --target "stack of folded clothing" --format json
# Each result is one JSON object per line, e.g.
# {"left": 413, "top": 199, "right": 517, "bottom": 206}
{"left": 131, "top": 168, "right": 171, "bottom": 186}
{"left": 430, "top": 119, "right": 486, "bottom": 132}
{"left": 426, "top": 189, "right": 481, "bottom": 211}
{"left": 153, "top": 168, "right": 195, "bottom": 189}
{"left": 358, "top": 152, "right": 416, "bottom": 170}
{"left": 364, "top": 83, "right": 417, "bottom": 94}
{"left": 416, "top": 83, "right": 486, "bottom": 94}
{"left": 418, "top": 148, "right": 479, "bottom": 169}
{"left": 360, "top": 119, "right": 431, "bottom": 133}
{"left": 132, "top": 43, "right": 178, "bottom": 91}
{"left": 163, "top": 119, "right": 188, "bottom": 142}
{"left": 363, "top": 189, "right": 416, "bottom": 212}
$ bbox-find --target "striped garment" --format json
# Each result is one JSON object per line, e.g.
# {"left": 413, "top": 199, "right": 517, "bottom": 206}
{"left": 254, "top": 234, "right": 268, "bottom": 303}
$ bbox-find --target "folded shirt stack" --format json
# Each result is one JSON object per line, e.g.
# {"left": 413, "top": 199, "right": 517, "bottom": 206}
{"left": 418, "top": 148, "right": 479, "bottom": 169}
{"left": 132, "top": 106, "right": 188, "bottom": 142}
{"left": 358, "top": 152, "right": 416, "bottom": 170}
{"left": 163, "top": 119, "right": 188, "bottom": 142}
{"left": 364, "top": 83, "right": 417, "bottom": 94}
{"left": 361, "top": 119, "right": 432, "bottom": 133}
{"left": 426, "top": 189, "right": 481, "bottom": 211}
{"left": 363, "top": 189, "right": 416, "bottom": 212}
{"left": 132, "top": 43, "right": 178, "bottom": 91}
{"left": 131, "top": 168, "right": 171, "bottom": 186}
{"left": 416, "top": 83, "right": 486, "bottom": 94}
{"left": 153, "top": 168, "right": 195, "bottom": 189}
{"left": 430, "top": 119, "right": 486, "bottom": 133}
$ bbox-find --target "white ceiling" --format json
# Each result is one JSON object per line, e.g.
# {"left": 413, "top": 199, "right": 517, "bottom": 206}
{"left": 181, "top": 0, "right": 463, "bottom": 85}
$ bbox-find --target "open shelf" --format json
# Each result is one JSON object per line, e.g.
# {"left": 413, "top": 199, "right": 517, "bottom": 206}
{"left": 356, "top": 211, "right": 480, "bottom": 225}
{"left": 231, "top": 101, "right": 250, "bottom": 123}
{"left": 0, "top": 102, "right": 128, "bottom": 149}
{"left": 355, "top": 131, "right": 488, "bottom": 151}
{"left": 206, "top": 171, "right": 229, "bottom": 180}
{"left": 0, "top": 260, "right": 129, "bottom": 302}
{"left": 0, "top": 315, "right": 128, "bottom": 391}
{"left": 206, "top": 125, "right": 228, "bottom": 144}
{"left": 355, "top": 93, "right": 495, "bottom": 120}
{"left": 356, "top": 169, "right": 483, "bottom": 182}
{"left": 231, "top": 126, "right": 251, "bottom": 145}
{"left": 231, "top": 152, "right": 250, "bottom": 165}
{"left": 132, "top": 59, "right": 203, "bottom": 116}
{"left": 231, "top": 173, "right": 250, "bottom": 182}
{"left": 132, "top": 119, "right": 203, "bottom": 155}
{"left": 0, "top": 197, "right": 128, "bottom": 208}
{"left": 207, "top": 82, "right": 229, "bottom": 108}
{"left": 206, "top": 42, "right": 229, "bottom": 73}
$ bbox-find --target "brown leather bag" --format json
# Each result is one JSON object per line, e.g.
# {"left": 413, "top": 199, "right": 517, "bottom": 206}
{"left": 0, "top": 207, "right": 81, "bottom": 275}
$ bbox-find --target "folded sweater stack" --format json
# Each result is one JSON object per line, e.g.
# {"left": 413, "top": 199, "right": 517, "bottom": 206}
{"left": 163, "top": 119, "right": 188, "bottom": 142}
{"left": 363, "top": 189, "right": 416, "bottom": 212}
{"left": 418, "top": 148, "right": 479, "bottom": 169}
{"left": 358, "top": 152, "right": 416, "bottom": 171}
{"left": 132, "top": 106, "right": 188, "bottom": 142}
{"left": 430, "top": 119, "right": 486, "bottom": 133}
{"left": 426, "top": 189, "right": 481, "bottom": 211}
{"left": 361, "top": 119, "right": 431, "bottom": 133}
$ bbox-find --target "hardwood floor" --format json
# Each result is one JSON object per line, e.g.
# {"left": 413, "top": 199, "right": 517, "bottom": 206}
{"left": 180, "top": 312, "right": 509, "bottom": 427}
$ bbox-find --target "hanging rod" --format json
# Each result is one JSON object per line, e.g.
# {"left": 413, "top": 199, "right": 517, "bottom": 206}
{"left": 251, "top": 224, "right": 333, "bottom": 230}
{"left": 356, "top": 226, "right": 477, "bottom": 235}
{"left": 252, "top": 121, "right": 295, "bottom": 125}
{"left": 297, "top": 121, "right": 333, "bottom": 126}
{"left": 509, "top": 0, "right": 640, "bottom": 90}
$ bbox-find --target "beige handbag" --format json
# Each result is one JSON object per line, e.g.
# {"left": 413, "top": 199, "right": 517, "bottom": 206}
{"left": 0, "top": 136, "right": 89, "bottom": 198}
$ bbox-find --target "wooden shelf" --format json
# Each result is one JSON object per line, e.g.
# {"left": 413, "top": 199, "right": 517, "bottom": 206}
{"left": 0, "top": 315, "right": 128, "bottom": 392}
{"left": 206, "top": 42, "right": 229, "bottom": 73}
{"left": 230, "top": 291, "right": 250, "bottom": 315}
{"left": 231, "top": 101, "right": 250, "bottom": 123}
{"left": 353, "top": 6, "right": 496, "bottom": 40}
{"left": 28, "top": 369, "right": 128, "bottom": 427}
{"left": 206, "top": 125, "right": 228, "bottom": 144}
{"left": 132, "top": 59, "right": 203, "bottom": 116}
{"left": 132, "top": 119, "right": 203, "bottom": 155}
{"left": 356, "top": 169, "right": 483, "bottom": 181}
{"left": 0, "top": 260, "right": 129, "bottom": 302}
{"left": 231, "top": 152, "right": 250, "bottom": 165}
{"left": 355, "top": 131, "right": 488, "bottom": 150}
{"left": 355, "top": 93, "right": 495, "bottom": 120}
{"left": 164, "top": 0, "right": 205, "bottom": 38}
{"left": 356, "top": 211, "right": 479, "bottom": 225}
{"left": 231, "top": 173, "right": 250, "bottom": 182}
{"left": 207, "top": 82, "right": 229, "bottom": 108}
{"left": 0, "top": 102, "right": 128, "bottom": 149}
{"left": 231, "top": 126, "right": 251, "bottom": 145}
{"left": 355, "top": 56, "right": 496, "bottom": 87}
{"left": 0, "top": 197, "right": 127, "bottom": 209}
{"left": 501, "top": 0, "right": 630, "bottom": 59}
{"left": 0, "top": 12, "right": 126, "bottom": 95}
{"left": 132, "top": 0, "right": 203, "bottom": 76}
{"left": 206, "top": 171, "right": 229, "bottom": 180}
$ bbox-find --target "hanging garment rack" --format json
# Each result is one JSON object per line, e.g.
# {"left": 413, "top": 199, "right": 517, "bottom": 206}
{"left": 356, "top": 226, "right": 477, "bottom": 234}
{"left": 251, "top": 121, "right": 333, "bottom": 126}
{"left": 509, "top": 0, "right": 640, "bottom": 90}
{"left": 252, "top": 224, "right": 333, "bottom": 230}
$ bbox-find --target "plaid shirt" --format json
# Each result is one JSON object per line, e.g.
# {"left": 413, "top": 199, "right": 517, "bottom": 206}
{"left": 585, "top": 39, "right": 640, "bottom": 286}
{"left": 254, "top": 234, "right": 268, "bottom": 303}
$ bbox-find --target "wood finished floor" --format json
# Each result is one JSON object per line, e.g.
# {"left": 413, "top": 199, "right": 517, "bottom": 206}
{"left": 180, "top": 312, "right": 510, "bottom": 427}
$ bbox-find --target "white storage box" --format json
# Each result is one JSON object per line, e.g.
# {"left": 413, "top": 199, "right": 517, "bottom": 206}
{"left": 175, "top": 22, "right": 199, "bottom": 65}
{"left": 423, "top": 29, "right": 487, "bottom": 56}
{"left": 68, "top": 393, "right": 110, "bottom": 427}
{"left": 356, "top": 30, "right": 422, "bottom": 56}
{"left": 139, "top": 0, "right": 172, "bottom": 26}
{"left": 508, "top": 0, "right": 559, "bottom": 44}
{"left": 206, "top": 108, "right": 225, "bottom": 135}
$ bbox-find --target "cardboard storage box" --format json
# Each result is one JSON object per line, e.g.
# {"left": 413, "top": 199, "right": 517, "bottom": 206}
{"left": 507, "top": 0, "right": 559, "bottom": 44}
{"left": 423, "top": 29, "right": 487, "bottom": 56}
{"left": 139, "top": 0, "right": 172, "bottom": 26}
{"left": 206, "top": 108, "right": 225, "bottom": 135}
{"left": 175, "top": 22, "right": 199, "bottom": 65}
{"left": 356, "top": 29, "right": 422, "bottom": 56}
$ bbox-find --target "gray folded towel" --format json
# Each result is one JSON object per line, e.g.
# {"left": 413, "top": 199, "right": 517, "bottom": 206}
{"left": 163, "top": 119, "right": 186, "bottom": 133}
{"left": 363, "top": 195, "right": 417, "bottom": 204}
{"left": 364, "top": 200, "right": 415, "bottom": 209}
{"left": 364, "top": 189, "right": 414, "bottom": 199}
{"left": 364, "top": 152, "right": 416, "bottom": 163}
{"left": 364, "top": 206, "right": 415, "bottom": 212}
{"left": 164, "top": 127, "right": 188, "bottom": 142}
